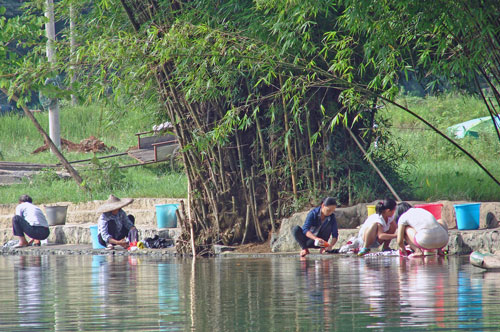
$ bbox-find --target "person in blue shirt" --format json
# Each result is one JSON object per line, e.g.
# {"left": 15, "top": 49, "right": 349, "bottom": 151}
{"left": 292, "top": 197, "right": 338, "bottom": 257}
{"left": 97, "top": 195, "right": 138, "bottom": 250}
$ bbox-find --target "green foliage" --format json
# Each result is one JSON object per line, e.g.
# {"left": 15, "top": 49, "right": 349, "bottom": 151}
{"left": 81, "top": 157, "right": 127, "bottom": 193}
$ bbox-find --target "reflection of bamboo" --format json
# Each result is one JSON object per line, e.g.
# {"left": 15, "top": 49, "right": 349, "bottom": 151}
{"left": 190, "top": 258, "right": 196, "bottom": 331}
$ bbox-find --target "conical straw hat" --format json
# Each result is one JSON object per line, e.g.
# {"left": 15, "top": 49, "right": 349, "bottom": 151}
{"left": 97, "top": 195, "right": 134, "bottom": 213}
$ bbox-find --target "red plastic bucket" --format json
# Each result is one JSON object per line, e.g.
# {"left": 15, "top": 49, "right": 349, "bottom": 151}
{"left": 414, "top": 203, "right": 443, "bottom": 220}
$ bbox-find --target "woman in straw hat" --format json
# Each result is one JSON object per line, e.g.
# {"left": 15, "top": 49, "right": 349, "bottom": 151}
{"left": 97, "top": 195, "right": 138, "bottom": 250}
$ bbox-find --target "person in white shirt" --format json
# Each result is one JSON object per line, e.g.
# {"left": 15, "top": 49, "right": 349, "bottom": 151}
{"left": 12, "top": 195, "right": 50, "bottom": 248}
{"left": 357, "top": 198, "right": 398, "bottom": 256}
{"left": 395, "top": 202, "right": 449, "bottom": 258}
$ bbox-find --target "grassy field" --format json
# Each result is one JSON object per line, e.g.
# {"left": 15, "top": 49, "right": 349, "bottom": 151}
{"left": 0, "top": 102, "right": 187, "bottom": 204}
{"left": 380, "top": 94, "right": 500, "bottom": 201}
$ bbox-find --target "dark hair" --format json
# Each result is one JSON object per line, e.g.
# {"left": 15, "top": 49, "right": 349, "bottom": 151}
{"left": 375, "top": 198, "right": 396, "bottom": 214}
{"left": 19, "top": 194, "right": 33, "bottom": 203}
{"left": 394, "top": 202, "right": 412, "bottom": 222}
{"left": 322, "top": 197, "right": 337, "bottom": 207}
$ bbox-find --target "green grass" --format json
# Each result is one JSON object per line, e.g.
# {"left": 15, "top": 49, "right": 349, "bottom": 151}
{"left": 381, "top": 94, "right": 500, "bottom": 201}
{"left": 0, "top": 102, "right": 187, "bottom": 204}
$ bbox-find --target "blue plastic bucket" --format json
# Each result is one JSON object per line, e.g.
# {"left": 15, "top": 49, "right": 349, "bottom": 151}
{"left": 156, "top": 204, "right": 179, "bottom": 228}
{"left": 454, "top": 203, "right": 481, "bottom": 230}
{"left": 89, "top": 225, "right": 105, "bottom": 249}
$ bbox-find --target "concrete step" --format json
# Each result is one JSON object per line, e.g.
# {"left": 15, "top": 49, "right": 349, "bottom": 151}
{"left": 0, "top": 197, "right": 183, "bottom": 215}
{"left": 0, "top": 198, "right": 185, "bottom": 228}
{"left": 0, "top": 224, "right": 181, "bottom": 245}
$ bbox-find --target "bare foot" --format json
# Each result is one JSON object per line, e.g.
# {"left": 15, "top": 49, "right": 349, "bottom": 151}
{"left": 300, "top": 248, "right": 310, "bottom": 257}
{"left": 14, "top": 241, "right": 29, "bottom": 248}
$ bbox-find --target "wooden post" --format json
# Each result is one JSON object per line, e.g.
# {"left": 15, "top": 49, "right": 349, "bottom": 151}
{"left": 70, "top": 4, "right": 77, "bottom": 106}
{"left": 45, "top": 0, "right": 61, "bottom": 151}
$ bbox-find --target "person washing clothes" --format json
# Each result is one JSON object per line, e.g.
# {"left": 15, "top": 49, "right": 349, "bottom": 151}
{"left": 292, "top": 197, "right": 338, "bottom": 258}
{"left": 12, "top": 194, "right": 50, "bottom": 248}
{"left": 394, "top": 202, "right": 449, "bottom": 258}
{"left": 97, "top": 195, "right": 138, "bottom": 250}
{"left": 357, "top": 198, "right": 398, "bottom": 256}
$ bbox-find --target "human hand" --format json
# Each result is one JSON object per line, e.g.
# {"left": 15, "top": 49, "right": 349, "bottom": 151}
{"left": 119, "top": 239, "right": 129, "bottom": 249}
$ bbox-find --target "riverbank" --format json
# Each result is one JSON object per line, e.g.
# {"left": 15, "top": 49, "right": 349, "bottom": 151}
{"left": 1, "top": 198, "right": 499, "bottom": 257}
{"left": 2, "top": 227, "right": 499, "bottom": 257}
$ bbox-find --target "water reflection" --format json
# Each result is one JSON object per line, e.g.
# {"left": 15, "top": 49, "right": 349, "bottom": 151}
{"left": 298, "top": 259, "right": 336, "bottom": 329}
{"left": 15, "top": 256, "right": 47, "bottom": 330}
{"left": 457, "top": 270, "right": 483, "bottom": 329}
{"left": 398, "top": 256, "right": 447, "bottom": 328}
{"left": 158, "top": 261, "right": 180, "bottom": 331}
{"left": 1, "top": 255, "right": 497, "bottom": 331}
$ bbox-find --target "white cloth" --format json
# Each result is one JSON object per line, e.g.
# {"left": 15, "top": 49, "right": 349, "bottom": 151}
{"left": 152, "top": 121, "right": 173, "bottom": 132}
{"left": 15, "top": 202, "right": 49, "bottom": 228}
{"left": 339, "top": 236, "right": 363, "bottom": 253}
{"left": 398, "top": 208, "right": 448, "bottom": 249}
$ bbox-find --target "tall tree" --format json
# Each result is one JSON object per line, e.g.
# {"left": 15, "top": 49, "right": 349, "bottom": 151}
{"left": 100, "top": 0, "right": 404, "bottom": 253}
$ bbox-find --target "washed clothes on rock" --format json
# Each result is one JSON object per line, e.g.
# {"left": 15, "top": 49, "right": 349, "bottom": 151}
{"left": 12, "top": 202, "right": 50, "bottom": 240}
{"left": 98, "top": 209, "right": 137, "bottom": 245}
{"left": 292, "top": 206, "right": 338, "bottom": 249}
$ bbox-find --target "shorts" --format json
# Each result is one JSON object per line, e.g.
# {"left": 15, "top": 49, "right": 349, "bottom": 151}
{"left": 414, "top": 228, "right": 449, "bottom": 250}
{"left": 366, "top": 240, "right": 382, "bottom": 249}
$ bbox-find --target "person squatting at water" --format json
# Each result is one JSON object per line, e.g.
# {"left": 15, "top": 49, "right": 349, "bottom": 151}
{"left": 394, "top": 202, "right": 449, "bottom": 258}
{"left": 12, "top": 194, "right": 50, "bottom": 248}
{"left": 292, "top": 197, "right": 338, "bottom": 258}
{"left": 97, "top": 194, "right": 138, "bottom": 250}
{"left": 357, "top": 198, "right": 398, "bottom": 256}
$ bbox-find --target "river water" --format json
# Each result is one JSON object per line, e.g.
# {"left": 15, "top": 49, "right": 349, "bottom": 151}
{"left": 0, "top": 254, "right": 497, "bottom": 331}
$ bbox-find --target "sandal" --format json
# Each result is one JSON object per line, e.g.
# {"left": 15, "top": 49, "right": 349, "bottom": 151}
{"left": 357, "top": 248, "right": 370, "bottom": 257}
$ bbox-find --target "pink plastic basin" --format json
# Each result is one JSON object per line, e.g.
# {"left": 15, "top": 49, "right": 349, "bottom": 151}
{"left": 414, "top": 203, "right": 443, "bottom": 220}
